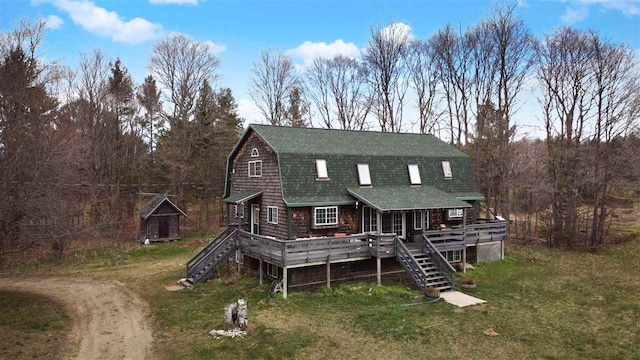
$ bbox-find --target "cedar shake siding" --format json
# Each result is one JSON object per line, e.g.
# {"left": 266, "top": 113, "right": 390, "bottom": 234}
{"left": 290, "top": 205, "right": 359, "bottom": 239}
{"left": 228, "top": 132, "right": 288, "bottom": 239}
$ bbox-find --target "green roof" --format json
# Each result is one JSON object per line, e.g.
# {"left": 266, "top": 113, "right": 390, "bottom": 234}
{"left": 225, "top": 125, "right": 482, "bottom": 208}
{"left": 223, "top": 190, "right": 262, "bottom": 203}
{"left": 347, "top": 186, "right": 472, "bottom": 212}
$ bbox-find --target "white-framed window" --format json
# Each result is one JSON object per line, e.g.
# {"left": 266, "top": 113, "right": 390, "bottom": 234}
{"left": 445, "top": 250, "right": 462, "bottom": 262}
{"left": 408, "top": 164, "right": 421, "bottom": 185}
{"left": 414, "top": 210, "right": 423, "bottom": 230}
{"left": 234, "top": 204, "right": 238, "bottom": 217}
{"left": 381, "top": 212, "right": 403, "bottom": 237}
{"left": 248, "top": 160, "right": 262, "bottom": 177}
{"left": 314, "top": 206, "right": 338, "bottom": 226}
{"left": 442, "top": 161, "right": 453, "bottom": 179}
{"left": 362, "top": 205, "right": 378, "bottom": 233}
{"left": 267, "top": 206, "right": 278, "bottom": 224}
{"left": 316, "top": 159, "right": 328, "bottom": 180}
{"left": 424, "top": 210, "right": 430, "bottom": 230}
{"left": 251, "top": 148, "right": 259, "bottom": 157}
{"left": 357, "top": 164, "right": 371, "bottom": 186}
{"left": 448, "top": 208, "right": 464, "bottom": 219}
{"left": 266, "top": 263, "right": 279, "bottom": 278}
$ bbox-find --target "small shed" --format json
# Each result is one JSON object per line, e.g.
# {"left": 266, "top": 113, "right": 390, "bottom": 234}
{"left": 138, "top": 195, "right": 187, "bottom": 242}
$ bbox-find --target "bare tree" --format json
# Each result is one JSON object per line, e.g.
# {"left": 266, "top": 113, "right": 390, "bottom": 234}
{"left": 535, "top": 27, "right": 595, "bottom": 246}
{"left": 405, "top": 40, "right": 441, "bottom": 134}
{"left": 363, "top": 22, "right": 410, "bottom": 132}
{"left": 306, "top": 55, "right": 371, "bottom": 130}
{"left": 249, "top": 48, "right": 298, "bottom": 125}
{"left": 148, "top": 33, "right": 221, "bottom": 127}
{"left": 137, "top": 75, "right": 163, "bottom": 154}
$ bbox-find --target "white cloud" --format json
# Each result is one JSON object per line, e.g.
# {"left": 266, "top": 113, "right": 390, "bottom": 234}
{"left": 44, "top": 14, "right": 64, "bottom": 29}
{"left": 150, "top": 0, "right": 198, "bottom": 5}
{"left": 237, "top": 98, "right": 263, "bottom": 123}
{"left": 380, "top": 22, "right": 414, "bottom": 41}
{"left": 287, "top": 39, "right": 360, "bottom": 71}
{"left": 203, "top": 40, "right": 226, "bottom": 55}
{"left": 517, "top": 0, "right": 530, "bottom": 7}
{"left": 561, "top": 6, "right": 589, "bottom": 24}
{"left": 38, "top": 0, "right": 163, "bottom": 44}
{"left": 558, "top": 0, "right": 639, "bottom": 23}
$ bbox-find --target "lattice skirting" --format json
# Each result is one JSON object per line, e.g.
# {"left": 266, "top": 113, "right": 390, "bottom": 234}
{"left": 476, "top": 241, "right": 504, "bottom": 263}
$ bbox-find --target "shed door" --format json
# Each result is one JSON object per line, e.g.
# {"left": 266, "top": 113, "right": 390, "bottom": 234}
{"left": 158, "top": 217, "right": 170, "bottom": 238}
{"left": 251, "top": 205, "right": 260, "bottom": 235}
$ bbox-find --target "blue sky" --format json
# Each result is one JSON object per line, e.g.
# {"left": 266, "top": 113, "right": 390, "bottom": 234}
{"left": 1, "top": 0, "right": 639, "bottom": 135}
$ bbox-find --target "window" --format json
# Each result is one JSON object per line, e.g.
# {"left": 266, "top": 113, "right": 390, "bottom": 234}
{"left": 314, "top": 206, "right": 338, "bottom": 226}
{"left": 234, "top": 204, "right": 238, "bottom": 217}
{"left": 362, "top": 205, "right": 378, "bottom": 233}
{"left": 442, "top": 161, "right": 452, "bottom": 179}
{"left": 357, "top": 164, "right": 371, "bottom": 186}
{"left": 251, "top": 148, "right": 259, "bottom": 157}
{"left": 266, "top": 263, "right": 279, "bottom": 278}
{"left": 248, "top": 160, "right": 262, "bottom": 177}
{"left": 448, "top": 208, "right": 464, "bottom": 219}
{"left": 414, "top": 210, "right": 423, "bottom": 230}
{"left": 381, "top": 212, "right": 403, "bottom": 236}
{"left": 445, "top": 250, "right": 462, "bottom": 262}
{"left": 408, "top": 164, "right": 421, "bottom": 185}
{"left": 267, "top": 206, "right": 278, "bottom": 224}
{"left": 316, "top": 159, "right": 328, "bottom": 180}
{"left": 424, "top": 210, "right": 430, "bottom": 230}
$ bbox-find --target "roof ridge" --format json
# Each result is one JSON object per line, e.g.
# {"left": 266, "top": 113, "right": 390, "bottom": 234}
{"left": 250, "top": 123, "right": 439, "bottom": 137}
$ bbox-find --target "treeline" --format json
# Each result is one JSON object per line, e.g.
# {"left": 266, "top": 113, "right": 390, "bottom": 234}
{"left": 0, "top": 20, "right": 243, "bottom": 255}
{"left": 248, "top": 4, "right": 640, "bottom": 247}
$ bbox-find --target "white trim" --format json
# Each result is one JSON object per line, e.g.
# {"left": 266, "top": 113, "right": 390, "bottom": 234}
{"left": 248, "top": 160, "right": 262, "bottom": 177}
{"left": 267, "top": 206, "right": 278, "bottom": 224}
{"left": 314, "top": 206, "right": 339, "bottom": 226}
{"left": 425, "top": 210, "right": 430, "bottom": 230}
{"left": 251, "top": 204, "right": 259, "bottom": 234}
{"left": 414, "top": 210, "right": 423, "bottom": 230}
{"left": 408, "top": 164, "right": 421, "bottom": 185}
{"left": 251, "top": 148, "right": 259, "bottom": 157}
{"left": 362, "top": 205, "right": 378, "bottom": 233}
{"left": 315, "top": 159, "right": 329, "bottom": 180}
{"left": 357, "top": 164, "right": 371, "bottom": 186}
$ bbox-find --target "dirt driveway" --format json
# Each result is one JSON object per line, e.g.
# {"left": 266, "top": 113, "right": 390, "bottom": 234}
{"left": 0, "top": 277, "right": 153, "bottom": 360}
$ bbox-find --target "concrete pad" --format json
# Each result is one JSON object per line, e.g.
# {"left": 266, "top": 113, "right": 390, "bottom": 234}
{"left": 440, "top": 291, "right": 486, "bottom": 307}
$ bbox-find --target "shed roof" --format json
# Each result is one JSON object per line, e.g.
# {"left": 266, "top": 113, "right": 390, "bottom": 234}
{"left": 347, "top": 186, "right": 472, "bottom": 212}
{"left": 139, "top": 195, "right": 187, "bottom": 220}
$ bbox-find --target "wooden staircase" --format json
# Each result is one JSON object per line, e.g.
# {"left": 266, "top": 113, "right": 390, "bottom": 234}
{"left": 185, "top": 228, "right": 238, "bottom": 286}
{"left": 396, "top": 239, "right": 454, "bottom": 293}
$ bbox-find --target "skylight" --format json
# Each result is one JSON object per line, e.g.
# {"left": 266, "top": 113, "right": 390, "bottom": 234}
{"left": 316, "top": 159, "right": 328, "bottom": 179}
{"left": 408, "top": 164, "right": 421, "bottom": 185}
{"left": 357, "top": 164, "right": 371, "bottom": 186}
{"left": 442, "top": 161, "right": 452, "bottom": 179}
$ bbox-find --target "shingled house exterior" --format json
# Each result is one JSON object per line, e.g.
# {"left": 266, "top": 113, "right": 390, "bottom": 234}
{"left": 186, "top": 125, "right": 507, "bottom": 297}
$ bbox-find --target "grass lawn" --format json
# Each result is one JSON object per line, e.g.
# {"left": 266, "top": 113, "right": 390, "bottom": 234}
{"left": 3, "top": 208, "right": 640, "bottom": 359}
{"left": 0, "top": 291, "right": 71, "bottom": 360}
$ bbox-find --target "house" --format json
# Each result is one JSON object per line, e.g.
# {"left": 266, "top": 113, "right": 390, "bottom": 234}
{"left": 186, "top": 125, "right": 506, "bottom": 297}
{"left": 138, "top": 195, "right": 187, "bottom": 242}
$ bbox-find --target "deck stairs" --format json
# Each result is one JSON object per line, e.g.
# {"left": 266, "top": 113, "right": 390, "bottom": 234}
{"left": 396, "top": 239, "right": 454, "bottom": 292}
{"left": 184, "top": 228, "right": 238, "bottom": 286}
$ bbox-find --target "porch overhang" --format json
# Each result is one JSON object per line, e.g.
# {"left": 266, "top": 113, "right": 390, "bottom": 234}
{"left": 347, "top": 186, "right": 472, "bottom": 212}
{"left": 223, "top": 190, "right": 263, "bottom": 204}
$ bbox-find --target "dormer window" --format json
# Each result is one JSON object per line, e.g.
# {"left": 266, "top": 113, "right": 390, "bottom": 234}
{"left": 316, "top": 159, "right": 328, "bottom": 180}
{"left": 408, "top": 164, "right": 421, "bottom": 185}
{"left": 357, "top": 164, "right": 371, "bottom": 186}
{"left": 442, "top": 161, "right": 452, "bottom": 179}
{"left": 251, "top": 148, "right": 259, "bottom": 157}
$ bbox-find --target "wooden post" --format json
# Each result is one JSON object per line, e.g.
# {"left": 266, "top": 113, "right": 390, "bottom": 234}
{"left": 326, "top": 257, "right": 331, "bottom": 289}
{"left": 282, "top": 266, "right": 288, "bottom": 299}
{"left": 376, "top": 257, "right": 382, "bottom": 286}
{"left": 259, "top": 257, "right": 263, "bottom": 286}
{"left": 463, "top": 247, "right": 467, "bottom": 273}
{"left": 237, "top": 249, "right": 242, "bottom": 278}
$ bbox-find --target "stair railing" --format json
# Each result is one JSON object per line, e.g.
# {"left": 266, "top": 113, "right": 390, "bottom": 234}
{"left": 422, "top": 234, "right": 456, "bottom": 289}
{"left": 187, "top": 228, "right": 238, "bottom": 282}
{"left": 395, "top": 238, "right": 431, "bottom": 291}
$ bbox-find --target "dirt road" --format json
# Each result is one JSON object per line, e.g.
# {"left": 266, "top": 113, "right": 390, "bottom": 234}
{"left": 0, "top": 277, "right": 153, "bottom": 360}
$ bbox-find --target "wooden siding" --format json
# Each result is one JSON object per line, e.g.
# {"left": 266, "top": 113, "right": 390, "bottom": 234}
{"left": 290, "top": 205, "right": 359, "bottom": 239}
{"left": 229, "top": 132, "right": 288, "bottom": 239}
{"left": 139, "top": 215, "right": 179, "bottom": 240}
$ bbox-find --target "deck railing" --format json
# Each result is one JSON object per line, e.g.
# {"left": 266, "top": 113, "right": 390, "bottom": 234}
{"left": 187, "top": 228, "right": 238, "bottom": 282}
{"left": 422, "top": 228, "right": 466, "bottom": 251}
{"left": 464, "top": 221, "right": 507, "bottom": 244}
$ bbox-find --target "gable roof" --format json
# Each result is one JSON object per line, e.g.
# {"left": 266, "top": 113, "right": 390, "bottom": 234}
{"left": 139, "top": 195, "right": 188, "bottom": 220}
{"left": 225, "top": 124, "right": 483, "bottom": 208}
